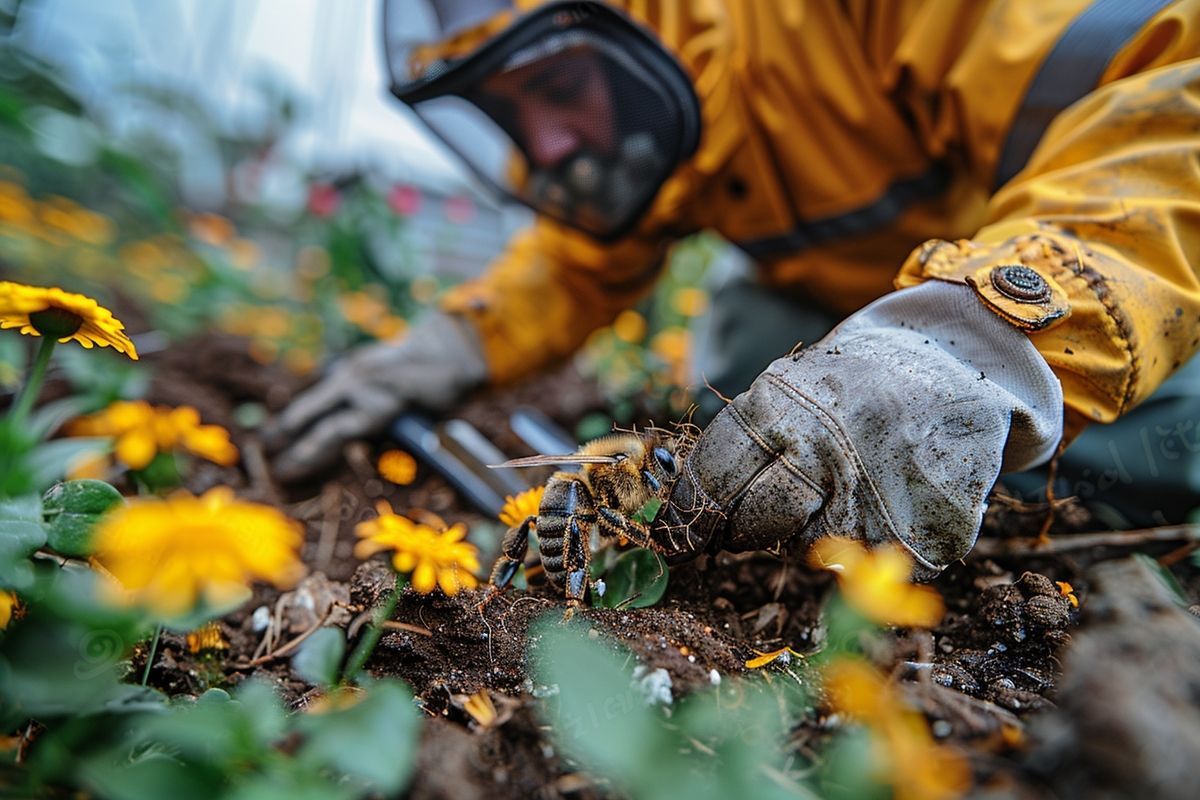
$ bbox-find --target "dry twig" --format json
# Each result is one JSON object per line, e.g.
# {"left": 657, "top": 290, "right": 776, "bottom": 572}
{"left": 972, "top": 524, "right": 1200, "bottom": 557}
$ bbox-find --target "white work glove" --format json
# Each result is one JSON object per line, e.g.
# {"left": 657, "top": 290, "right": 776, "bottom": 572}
{"left": 268, "top": 311, "right": 488, "bottom": 482}
{"left": 654, "top": 281, "right": 1063, "bottom": 577}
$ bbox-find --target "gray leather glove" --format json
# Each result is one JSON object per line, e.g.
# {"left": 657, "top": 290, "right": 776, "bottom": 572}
{"left": 655, "top": 281, "right": 1063, "bottom": 578}
{"left": 268, "top": 311, "right": 488, "bottom": 482}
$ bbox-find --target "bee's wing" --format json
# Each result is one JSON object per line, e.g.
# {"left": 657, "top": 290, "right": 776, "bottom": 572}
{"left": 488, "top": 453, "right": 619, "bottom": 468}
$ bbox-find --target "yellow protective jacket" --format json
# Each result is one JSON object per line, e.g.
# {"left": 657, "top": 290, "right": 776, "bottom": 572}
{"left": 441, "top": 0, "right": 1200, "bottom": 441}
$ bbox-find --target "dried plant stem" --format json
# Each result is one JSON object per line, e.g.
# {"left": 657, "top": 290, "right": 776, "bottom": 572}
{"left": 972, "top": 524, "right": 1200, "bottom": 557}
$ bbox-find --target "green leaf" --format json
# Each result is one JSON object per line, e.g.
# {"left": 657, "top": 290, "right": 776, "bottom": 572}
{"left": 0, "top": 415, "right": 36, "bottom": 496}
{"left": 292, "top": 627, "right": 345, "bottom": 688}
{"left": 531, "top": 618, "right": 662, "bottom": 781}
{"left": 27, "top": 437, "right": 109, "bottom": 490}
{"left": 597, "top": 548, "right": 669, "bottom": 609}
{"left": 42, "top": 478, "right": 123, "bottom": 557}
{"left": 80, "top": 749, "right": 225, "bottom": 800}
{"left": 0, "top": 492, "right": 46, "bottom": 588}
{"left": 818, "top": 726, "right": 891, "bottom": 800}
{"left": 1132, "top": 552, "right": 1190, "bottom": 607}
{"left": 28, "top": 395, "right": 91, "bottom": 440}
{"left": 632, "top": 496, "right": 663, "bottom": 525}
{"left": 225, "top": 771, "right": 355, "bottom": 800}
{"left": 134, "top": 679, "right": 285, "bottom": 764}
{"left": 296, "top": 679, "right": 421, "bottom": 794}
{"left": 0, "top": 607, "right": 138, "bottom": 725}
{"left": 532, "top": 619, "right": 811, "bottom": 800}
{"left": 132, "top": 451, "right": 183, "bottom": 492}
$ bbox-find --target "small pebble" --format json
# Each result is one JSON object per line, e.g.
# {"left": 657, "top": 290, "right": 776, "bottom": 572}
{"left": 251, "top": 605, "right": 271, "bottom": 632}
{"left": 709, "top": 669, "right": 721, "bottom": 685}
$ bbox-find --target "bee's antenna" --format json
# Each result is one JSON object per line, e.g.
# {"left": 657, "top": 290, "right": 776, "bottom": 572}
{"left": 701, "top": 373, "right": 733, "bottom": 405}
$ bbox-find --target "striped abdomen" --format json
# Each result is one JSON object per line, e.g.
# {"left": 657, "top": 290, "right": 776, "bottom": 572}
{"left": 537, "top": 474, "right": 595, "bottom": 597}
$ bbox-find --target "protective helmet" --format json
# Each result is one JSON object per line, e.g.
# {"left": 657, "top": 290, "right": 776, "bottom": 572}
{"left": 382, "top": 0, "right": 702, "bottom": 241}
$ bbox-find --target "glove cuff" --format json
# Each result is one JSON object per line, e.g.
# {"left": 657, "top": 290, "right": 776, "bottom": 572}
{"left": 397, "top": 311, "right": 490, "bottom": 411}
{"left": 837, "top": 281, "right": 1064, "bottom": 472}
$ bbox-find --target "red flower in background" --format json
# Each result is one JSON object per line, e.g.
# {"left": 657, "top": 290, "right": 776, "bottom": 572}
{"left": 308, "top": 183, "right": 340, "bottom": 218}
{"left": 388, "top": 184, "right": 421, "bottom": 216}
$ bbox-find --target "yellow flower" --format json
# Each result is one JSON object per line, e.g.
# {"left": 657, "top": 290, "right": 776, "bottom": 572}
{"left": 745, "top": 645, "right": 805, "bottom": 669}
{"left": 228, "top": 238, "right": 260, "bottom": 270}
{"left": 0, "top": 282, "right": 137, "bottom": 359}
{"left": 0, "top": 590, "right": 17, "bottom": 629}
{"left": 810, "top": 537, "right": 944, "bottom": 628}
{"left": 612, "top": 309, "right": 647, "bottom": 344}
{"left": 67, "top": 401, "right": 238, "bottom": 471}
{"left": 672, "top": 287, "right": 710, "bottom": 318}
{"left": 369, "top": 315, "right": 408, "bottom": 341}
{"left": 185, "top": 621, "right": 229, "bottom": 653}
{"left": 93, "top": 487, "right": 306, "bottom": 617}
{"left": 462, "top": 689, "right": 498, "bottom": 728}
{"left": 824, "top": 658, "right": 970, "bottom": 800}
{"left": 188, "top": 212, "right": 236, "bottom": 247}
{"left": 650, "top": 327, "right": 689, "bottom": 363}
{"left": 378, "top": 449, "right": 418, "bottom": 485}
{"left": 354, "top": 501, "right": 480, "bottom": 595}
{"left": 499, "top": 486, "right": 544, "bottom": 528}
{"left": 1056, "top": 580, "right": 1079, "bottom": 608}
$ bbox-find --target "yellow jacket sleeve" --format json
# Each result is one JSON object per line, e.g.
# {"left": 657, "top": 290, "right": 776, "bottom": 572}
{"left": 896, "top": 9, "right": 1200, "bottom": 440}
{"left": 440, "top": 219, "right": 669, "bottom": 383}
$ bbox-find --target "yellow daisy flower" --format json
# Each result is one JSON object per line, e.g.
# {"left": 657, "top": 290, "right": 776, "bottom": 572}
{"left": 93, "top": 487, "right": 306, "bottom": 617}
{"left": 498, "top": 486, "right": 544, "bottom": 528}
{"left": 0, "top": 281, "right": 137, "bottom": 359}
{"left": 377, "top": 449, "right": 418, "bottom": 485}
{"left": 354, "top": 501, "right": 480, "bottom": 595}
{"left": 67, "top": 401, "right": 238, "bottom": 471}
{"left": 809, "top": 537, "right": 944, "bottom": 629}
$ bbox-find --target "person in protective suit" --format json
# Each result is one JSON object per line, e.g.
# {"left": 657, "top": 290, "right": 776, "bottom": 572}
{"left": 271, "top": 0, "right": 1200, "bottom": 577}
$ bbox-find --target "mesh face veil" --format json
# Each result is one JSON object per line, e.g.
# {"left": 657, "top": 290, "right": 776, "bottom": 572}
{"left": 383, "top": 0, "right": 701, "bottom": 240}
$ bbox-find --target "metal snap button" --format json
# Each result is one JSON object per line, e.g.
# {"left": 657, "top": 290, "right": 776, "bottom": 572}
{"left": 990, "top": 265, "right": 1050, "bottom": 303}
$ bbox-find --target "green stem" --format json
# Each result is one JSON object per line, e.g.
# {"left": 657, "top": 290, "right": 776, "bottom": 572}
{"left": 9, "top": 337, "right": 55, "bottom": 425}
{"left": 141, "top": 624, "right": 163, "bottom": 686}
{"left": 343, "top": 575, "right": 404, "bottom": 684}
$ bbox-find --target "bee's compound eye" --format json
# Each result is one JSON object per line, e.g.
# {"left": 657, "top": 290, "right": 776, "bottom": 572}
{"left": 653, "top": 447, "right": 677, "bottom": 475}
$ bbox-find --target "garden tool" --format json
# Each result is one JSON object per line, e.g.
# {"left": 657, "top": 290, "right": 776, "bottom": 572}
{"left": 388, "top": 406, "right": 579, "bottom": 517}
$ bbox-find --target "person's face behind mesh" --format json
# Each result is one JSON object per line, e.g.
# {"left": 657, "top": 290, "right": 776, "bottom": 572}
{"left": 480, "top": 47, "right": 616, "bottom": 169}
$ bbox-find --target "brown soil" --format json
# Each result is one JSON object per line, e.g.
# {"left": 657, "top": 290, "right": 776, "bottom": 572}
{"left": 137, "top": 334, "right": 1200, "bottom": 800}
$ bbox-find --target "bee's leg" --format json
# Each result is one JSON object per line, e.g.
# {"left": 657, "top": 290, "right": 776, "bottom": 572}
{"left": 597, "top": 508, "right": 661, "bottom": 553}
{"left": 562, "top": 515, "right": 592, "bottom": 614}
{"left": 479, "top": 516, "right": 535, "bottom": 611}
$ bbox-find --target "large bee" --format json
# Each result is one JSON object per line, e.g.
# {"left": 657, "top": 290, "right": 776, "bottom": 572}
{"left": 486, "top": 430, "right": 685, "bottom": 607}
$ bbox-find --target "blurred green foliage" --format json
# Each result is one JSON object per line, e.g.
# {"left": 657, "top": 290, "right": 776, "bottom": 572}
{"left": 578, "top": 232, "right": 723, "bottom": 424}
{"left": 532, "top": 618, "right": 812, "bottom": 800}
